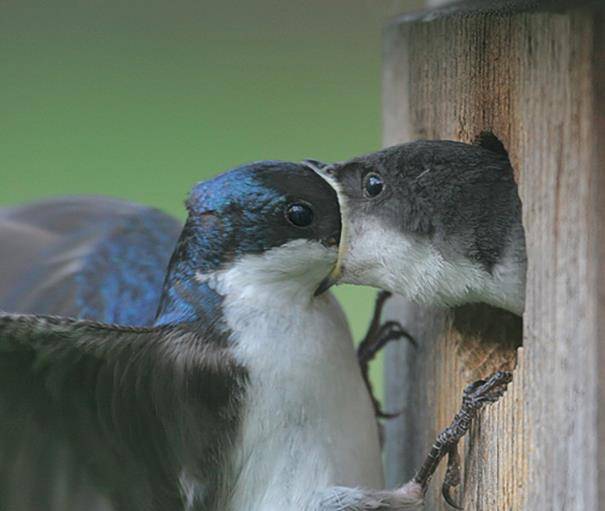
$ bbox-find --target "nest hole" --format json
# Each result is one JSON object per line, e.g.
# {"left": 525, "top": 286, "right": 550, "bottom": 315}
{"left": 449, "top": 304, "right": 522, "bottom": 380}
{"left": 452, "top": 131, "right": 524, "bottom": 379}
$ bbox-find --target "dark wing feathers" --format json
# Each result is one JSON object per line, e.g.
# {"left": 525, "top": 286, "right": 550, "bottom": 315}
{"left": 0, "top": 313, "right": 243, "bottom": 511}
{"left": 0, "top": 315, "right": 175, "bottom": 511}
{"left": 0, "top": 198, "right": 240, "bottom": 511}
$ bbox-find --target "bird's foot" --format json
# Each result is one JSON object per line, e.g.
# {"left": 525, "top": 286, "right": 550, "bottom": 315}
{"left": 442, "top": 446, "right": 462, "bottom": 509}
{"left": 357, "top": 291, "right": 415, "bottom": 419}
{"left": 412, "top": 370, "right": 513, "bottom": 509}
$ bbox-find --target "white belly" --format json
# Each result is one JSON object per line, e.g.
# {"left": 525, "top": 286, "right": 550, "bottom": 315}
{"left": 226, "top": 292, "right": 383, "bottom": 511}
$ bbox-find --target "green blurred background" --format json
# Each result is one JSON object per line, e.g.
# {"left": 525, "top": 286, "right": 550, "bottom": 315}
{"left": 0, "top": 0, "right": 421, "bottom": 402}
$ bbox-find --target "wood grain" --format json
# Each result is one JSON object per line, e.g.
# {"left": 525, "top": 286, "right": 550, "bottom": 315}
{"left": 382, "top": 1, "right": 605, "bottom": 509}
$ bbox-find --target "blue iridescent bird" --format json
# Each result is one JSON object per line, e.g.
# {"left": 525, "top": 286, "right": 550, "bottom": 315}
{"left": 0, "top": 162, "right": 391, "bottom": 511}
{"left": 0, "top": 159, "right": 510, "bottom": 511}
{"left": 0, "top": 195, "right": 181, "bottom": 324}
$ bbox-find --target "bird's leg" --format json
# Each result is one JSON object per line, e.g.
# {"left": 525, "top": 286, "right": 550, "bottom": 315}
{"left": 315, "top": 483, "right": 425, "bottom": 511}
{"left": 314, "top": 372, "right": 511, "bottom": 511}
{"left": 412, "top": 370, "right": 513, "bottom": 508}
{"left": 357, "top": 291, "right": 415, "bottom": 418}
{"left": 442, "top": 445, "right": 462, "bottom": 509}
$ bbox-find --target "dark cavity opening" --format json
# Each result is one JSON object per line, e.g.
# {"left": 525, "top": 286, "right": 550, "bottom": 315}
{"left": 451, "top": 131, "right": 524, "bottom": 378}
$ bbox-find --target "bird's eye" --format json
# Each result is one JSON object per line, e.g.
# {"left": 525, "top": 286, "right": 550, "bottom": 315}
{"left": 364, "top": 173, "right": 384, "bottom": 198}
{"left": 286, "top": 202, "right": 314, "bottom": 227}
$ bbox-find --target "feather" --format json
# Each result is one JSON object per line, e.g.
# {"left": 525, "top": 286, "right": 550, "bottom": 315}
{"left": 0, "top": 197, "right": 245, "bottom": 511}
{"left": 0, "top": 313, "right": 246, "bottom": 511}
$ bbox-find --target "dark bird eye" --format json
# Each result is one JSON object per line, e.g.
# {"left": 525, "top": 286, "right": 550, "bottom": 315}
{"left": 286, "top": 203, "right": 314, "bottom": 227}
{"left": 364, "top": 173, "right": 384, "bottom": 197}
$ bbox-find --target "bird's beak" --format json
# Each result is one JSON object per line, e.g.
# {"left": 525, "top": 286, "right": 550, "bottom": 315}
{"left": 304, "top": 159, "right": 348, "bottom": 297}
{"left": 314, "top": 264, "right": 341, "bottom": 296}
{"left": 316, "top": 218, "right": 348, "bottom": 295}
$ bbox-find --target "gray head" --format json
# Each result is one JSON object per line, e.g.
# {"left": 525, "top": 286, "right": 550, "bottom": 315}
{"left": 311, "top": 138, "right": 526, "bottom": 314}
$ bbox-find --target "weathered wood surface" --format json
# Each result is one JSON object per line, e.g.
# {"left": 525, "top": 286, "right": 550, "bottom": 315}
{"left": 382, "top": 1, "right": 605, "bottom": 510}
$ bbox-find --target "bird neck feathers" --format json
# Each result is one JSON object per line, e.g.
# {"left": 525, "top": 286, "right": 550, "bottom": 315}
{"left": 155, "top": 239, "right": 337, "bottom": 327}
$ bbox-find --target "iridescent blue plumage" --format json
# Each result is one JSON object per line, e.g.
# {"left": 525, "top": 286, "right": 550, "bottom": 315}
{"left": 154, "top": 280, "right": 223, "bottom": 326}
{"left": 0, "top": 196, "right": 182, "bottom": 325}
{"left": 75, "top": 208, "right": 183, "bottom": 324}
{"left": 0, "top": 161, "right": 330, "bottom": 329}
{"left": 187, "top": 161, "right": 283, "bottom": 214}
{"left": 182, "top": 161, "right": 290, "bottom": 268}
{"left": 156, "top": 161, "right": 302, "bottom": 325}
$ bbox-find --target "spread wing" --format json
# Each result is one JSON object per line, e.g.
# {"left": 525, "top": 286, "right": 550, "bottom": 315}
{"left": 0, "top": 314, "right": 244, "bottom": 511}
{"left": 0, "top": 197, "right": 187, "bottom": 511}
{"left": 0, "top": 196, "right": 181, "bottom": 323}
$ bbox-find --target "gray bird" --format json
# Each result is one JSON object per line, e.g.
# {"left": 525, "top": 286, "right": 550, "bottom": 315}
{"left": 312, "top": 135, "right": 526, "bottom": 316}
{"left": 0, "top": 160, "right": 510, "bottom": 511}
{"left": 307, "top": 137, "right": 523, "bottom": 507}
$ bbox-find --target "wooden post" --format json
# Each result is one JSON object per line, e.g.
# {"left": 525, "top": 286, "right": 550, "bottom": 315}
{"left": 382, "top": 1, "right": 605, "bottom": 510}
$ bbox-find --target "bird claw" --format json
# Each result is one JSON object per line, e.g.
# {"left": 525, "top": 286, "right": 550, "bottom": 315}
{"left": 442, "top": 484, "right": 462, "bottom": 510}
{"left": 441, "top": 446, "right": 462, "bottom": 509}
{"left": 357, "top": 291, "right": 416, "bottom": 419}
{"left": 437, "top": 371, "right": 512, "bottom": 509}
{"left": 378, "top": 320, "right": 417, "bottom": 348}
{"left": 462, "top": 371, "right": 512, "bottom": 411}
{"left": 412, "top": 371, "right": 513, "bottom": 509}
{"left": 375, "top": 407, "right": 402, "bottom": 420}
